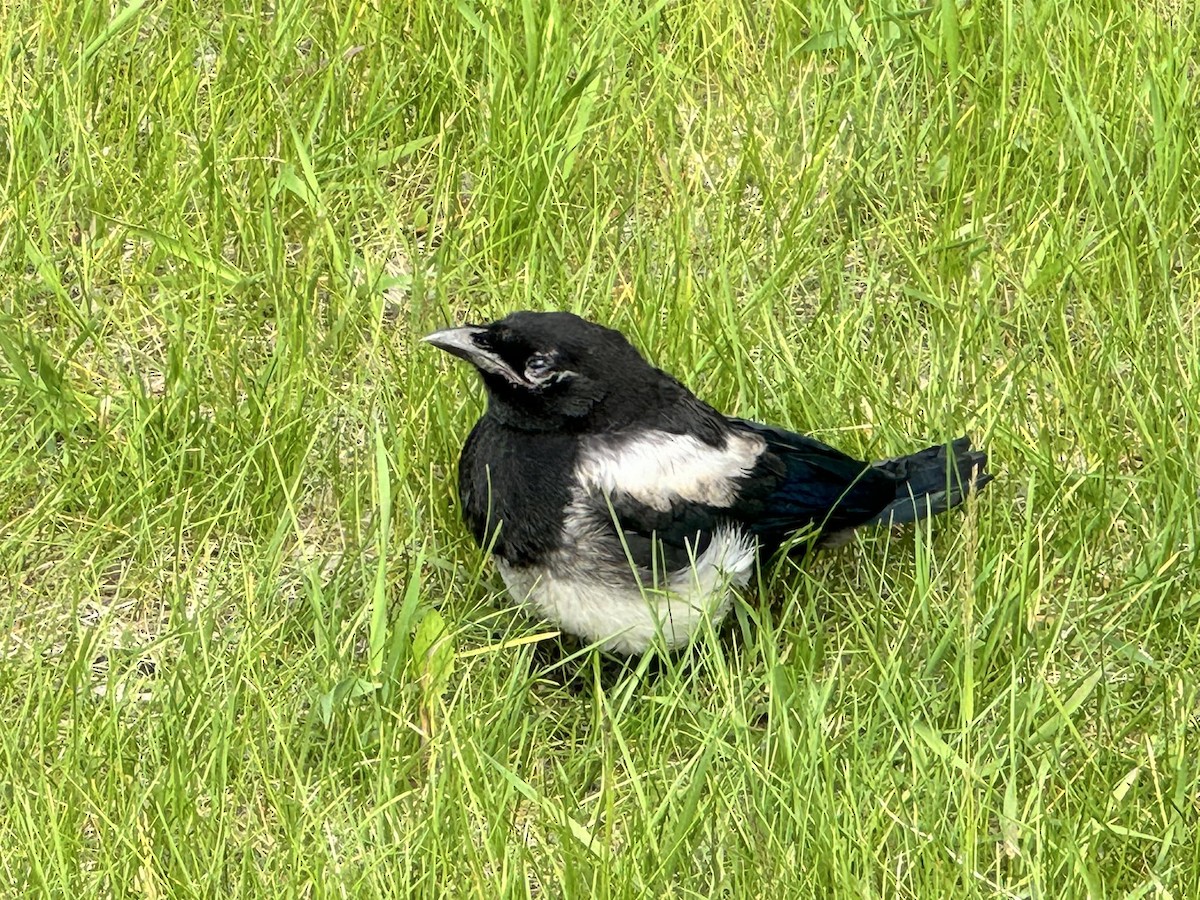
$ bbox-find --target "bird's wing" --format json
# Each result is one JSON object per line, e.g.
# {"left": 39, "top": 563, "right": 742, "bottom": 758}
{"left": 570, "top": 428, "right": 763, "bottom": 574}
{"left": 726, "top": 419, "right": 897, "bottom": 549}
{"left": 593, "top": 491, "right": 728, "bottom": 575}
{"left": 574, "top": 422, "right": 897, "bottom": 573}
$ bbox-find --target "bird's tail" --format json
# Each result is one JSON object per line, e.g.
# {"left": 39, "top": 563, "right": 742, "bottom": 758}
{"left": 863, "top": 436, "right": 992, "bottom": 527}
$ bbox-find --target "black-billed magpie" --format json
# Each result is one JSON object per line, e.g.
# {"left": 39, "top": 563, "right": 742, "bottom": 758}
{"left": 426, "top": 311, "right": 991, "bottom": 654}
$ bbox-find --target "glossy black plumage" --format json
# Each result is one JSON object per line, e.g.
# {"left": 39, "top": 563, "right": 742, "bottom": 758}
{"left": 427, "top": 310, "right": 992, "bottom": 653}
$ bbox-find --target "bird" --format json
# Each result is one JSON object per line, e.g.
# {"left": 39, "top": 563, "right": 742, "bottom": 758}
{"left": 425, "top": 311, "right": 992, "bottom": 655}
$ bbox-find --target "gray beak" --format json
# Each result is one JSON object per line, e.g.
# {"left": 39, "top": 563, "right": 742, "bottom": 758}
{"left": 423, "top": 325, "right": 523, "bottom": 384}
{"left": 422, "top": 325, "right": 489, "bottom": 363}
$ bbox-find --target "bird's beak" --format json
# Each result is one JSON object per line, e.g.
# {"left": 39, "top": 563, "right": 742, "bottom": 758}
{"left": 422, "top": 325, "right": 488, "bottom": 362}
{"left": 422, "top": 325, "right": 524, "bottom": 384}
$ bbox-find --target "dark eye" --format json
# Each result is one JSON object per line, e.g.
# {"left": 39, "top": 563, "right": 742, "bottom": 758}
{"left": 524, "top": 354, "right": 555, "bottom": 381}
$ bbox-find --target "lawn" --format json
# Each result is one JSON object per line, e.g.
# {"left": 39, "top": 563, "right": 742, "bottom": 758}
{"left": 2, "top": 0, "right": 1198, "bottom": 896}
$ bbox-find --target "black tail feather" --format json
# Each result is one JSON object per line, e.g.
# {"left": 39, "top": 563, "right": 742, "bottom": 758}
{"left": 864, "top": 436, "right": 992, "bottom": 527}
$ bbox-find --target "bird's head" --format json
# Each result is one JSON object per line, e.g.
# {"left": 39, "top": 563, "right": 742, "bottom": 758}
{"left": 423, "top": 311, "right": 655, "bottom": 431}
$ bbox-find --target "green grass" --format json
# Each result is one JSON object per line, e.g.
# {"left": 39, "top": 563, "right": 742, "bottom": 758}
{"left": 2, "top": 0, "right": 1198, "bottom": 895}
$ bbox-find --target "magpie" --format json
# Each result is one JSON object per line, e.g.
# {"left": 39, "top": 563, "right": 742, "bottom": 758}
{"left": 426, "top": 311, "right": 992, "bottom": 655}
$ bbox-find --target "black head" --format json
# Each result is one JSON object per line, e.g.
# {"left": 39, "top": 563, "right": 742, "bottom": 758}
{"left": 424, "top": 311, "right": 664, "bottom": 431}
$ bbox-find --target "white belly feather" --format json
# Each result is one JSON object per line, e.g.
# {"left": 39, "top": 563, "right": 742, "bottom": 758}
{"left": 496, "top": 527, "right": 756, "bottom": 654}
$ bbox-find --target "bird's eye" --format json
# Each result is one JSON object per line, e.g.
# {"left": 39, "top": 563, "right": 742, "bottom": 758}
{"left": 524, "top": 354, "right": 556, "bottom": 381}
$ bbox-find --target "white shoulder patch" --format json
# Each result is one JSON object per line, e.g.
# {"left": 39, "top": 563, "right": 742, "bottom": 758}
{"left": 575, "top": 429, "right": 764, "bottom": 511}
